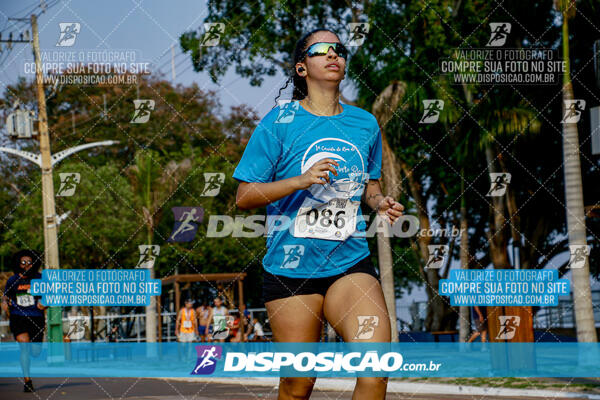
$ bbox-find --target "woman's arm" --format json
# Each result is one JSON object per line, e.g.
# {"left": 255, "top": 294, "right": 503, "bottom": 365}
{"left": 474, "top": 306, "right": 483, "bottom": 320}
{"left": 1, "top": 294, "right": 10, "bottom": 317}
{"left": 175, "top": 310, "right": 181, "bottom": 336}
{"left": 236, "top": 158, "right": 339, "bottom": 210}
{"left": 363, "top": 179, "right": 404, "bottom": 225}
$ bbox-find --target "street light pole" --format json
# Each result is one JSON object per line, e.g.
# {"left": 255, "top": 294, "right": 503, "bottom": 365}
{"left": 31, "top": 13, "right": 63, "bottom": 348}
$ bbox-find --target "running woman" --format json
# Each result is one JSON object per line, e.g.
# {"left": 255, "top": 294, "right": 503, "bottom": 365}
{"left": 233, "top": 28, "right": 404, "bottom": 400}
{"left": 1, "top": 249, "right": 47, "bottom": 393}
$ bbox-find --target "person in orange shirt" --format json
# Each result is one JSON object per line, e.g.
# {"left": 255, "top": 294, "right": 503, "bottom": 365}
{"left": 176, "top": 298, "right": 198, "bottom": 341}
{"left": 175, "top": 299, "right": 198, "bottom": 360}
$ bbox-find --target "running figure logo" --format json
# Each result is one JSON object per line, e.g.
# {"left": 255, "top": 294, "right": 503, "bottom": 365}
{"left": 567, "top": 245, "right": 590, "bottom": 269}
{"left": 346, "top": 23, "right": 370, "bottom": 47}
{"left": 200, "top": 173, "right": 225, "bottom": 197}
{"left": 561, "top": 100, "right": 586, "bottom": 123}
{"left": 425, "top": 245, "right": 448, "bottom": 270}
{"left": 486, "top": 172, "right": 511, "bottom": 197}
{"left": 486, "top": 23, "right": 511, "bottom": 47}
{"left": 275, "top": 100, "right": 300, "bottom": 124}
{"left": 131, "top": 100, "right": 155, "bottom": 123}
{"left": 200, "top": 23, "right": 225, "bottom": 47}
{"left": 281, "top": 245, "right": 304, "bottom": 269}
{"left": 354, "top": 315, "right": 379, "bottom": 340}
{"left": 56, "top": 23, "right": 80, "bottom": 47}
{"left": 191, "top": 345, "right": 222, "bottom": 375}
{"left": 56, "top": 173, "right": 80, "bottom": 197}
{"left": 496, "top": 315, "right": 520, "bottom": 340}
{"left": 419, "top": 100, "right": 444, "bottom": 124}
{"left": 136, "top": 245, "right": 160, "bottom": 269}
{"left": 168, "top": 207, "right": 204, "bottom": 242}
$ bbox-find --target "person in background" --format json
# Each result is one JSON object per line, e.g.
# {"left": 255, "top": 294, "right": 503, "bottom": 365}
{"left": 227, "top": 311, "right": 242, "bottom": 342}
{"left": 246, "top": 317, "right": 265, "bottom": 342}
{"left": 467, "top": 305, "right": 488, "bottom": 343}
{"left": 208, "top": 296, "right": 229, "bottom": 342}
{"left": 239, "top": 303, "right": 250, "bottom": 319}
{"left": 175, "top": 299, "right": 198, "bottom": 360}
{"left": 238, "top": 303, "right": 251, "bottom": 341}
{"left": 196, "top": 300, "right": 212, "bottom": 342}
{"left": 1, "top": 249, "right": 47, "bottom": 393}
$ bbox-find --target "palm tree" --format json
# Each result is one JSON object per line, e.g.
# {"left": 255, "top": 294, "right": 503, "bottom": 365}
{"left": 127, "top": 150, "right": 191, "bottom": 346}
{"left": 372, "top": 81, "right": 407, "bottom": 342}
{"left": 554, "top": 0, "right": 597, "bottom": 342}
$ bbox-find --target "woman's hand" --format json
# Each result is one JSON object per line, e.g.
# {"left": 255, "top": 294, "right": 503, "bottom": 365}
{"left": 376, "top": 196, "right": 404, "bottom": 225}
{"left": 294, "top": 158, "right": 339, "bottom": 190}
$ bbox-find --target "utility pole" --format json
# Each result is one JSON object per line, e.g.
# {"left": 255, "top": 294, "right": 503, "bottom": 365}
{"left": 32, "top": 15, "right": 59, "bottom": 271}
{"left": 31, "top": 13, "right": 63, "bottom": 349}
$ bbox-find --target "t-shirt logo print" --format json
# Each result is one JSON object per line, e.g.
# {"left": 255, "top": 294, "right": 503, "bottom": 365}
{"left": 301, "top": 138, "right": 366, "bottom": 203}
{"left": 294, "top": 138, "right": 367, "bottom": 241}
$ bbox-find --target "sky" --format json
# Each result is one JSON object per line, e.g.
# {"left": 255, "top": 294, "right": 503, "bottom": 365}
{"left": 0, "top": 0, "right": 289, "bottom": 118}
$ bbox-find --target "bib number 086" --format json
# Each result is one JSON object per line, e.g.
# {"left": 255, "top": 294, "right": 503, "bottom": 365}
{"left": 306, "top": 207, "right": 346, "bottom": 229}
{"left": 294, "top": 198, "right": 358, "bottom": 241}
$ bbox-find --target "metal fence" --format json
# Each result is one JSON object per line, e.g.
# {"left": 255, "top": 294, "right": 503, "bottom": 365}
{"left": 533, "top": 290, "right": 600, "bottom": 329}
{"left": 1, "top": 307, "right": 272, "bottom": 343}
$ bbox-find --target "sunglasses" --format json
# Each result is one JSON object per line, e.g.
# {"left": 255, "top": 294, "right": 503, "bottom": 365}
{"left": 302, "top": 42, "right": 348, "bottom": 59}
{"left": 21, "top": 260, "right": 33, "bottom": 265}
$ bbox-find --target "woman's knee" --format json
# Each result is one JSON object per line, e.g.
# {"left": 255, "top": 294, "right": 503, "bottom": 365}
{"left": 280, "top": 377, "right": 316, "bottom": 399}
{"left": 356, "top": 376, "right": 388, "bottom": 391}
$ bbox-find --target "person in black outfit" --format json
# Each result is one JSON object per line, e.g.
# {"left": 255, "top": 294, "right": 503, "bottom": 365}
{"left": 1, "top": 249, "right": 48, "bottom": 393}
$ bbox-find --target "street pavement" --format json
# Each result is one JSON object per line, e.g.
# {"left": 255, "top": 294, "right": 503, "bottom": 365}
{"left": 0, "top": 377, "right": 595, "bottom": 400}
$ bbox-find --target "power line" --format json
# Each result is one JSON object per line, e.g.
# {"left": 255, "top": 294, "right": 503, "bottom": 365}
{"left": 0, "top": 0, "right": 60, "bottom": 68}
{"left": 0, "top": 0, "right": 59, "bottom": 35}
{"left": 157, "top": 47, "right": 186, "bottom": 75}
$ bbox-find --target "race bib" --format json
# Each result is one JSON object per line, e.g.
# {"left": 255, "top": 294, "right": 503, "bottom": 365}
{"left": 294, "top": 198, "right": 359, "bottom": 241}
{"left": 183, "top": 320, "right": 192, "bottom": 329}
{"left": 17, "top": 293, "right": 35, "bottom": 307}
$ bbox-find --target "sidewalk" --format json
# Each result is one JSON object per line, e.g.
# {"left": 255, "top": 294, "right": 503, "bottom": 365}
{"left": 162, "top": 376, "right": 600, "bottom": 399}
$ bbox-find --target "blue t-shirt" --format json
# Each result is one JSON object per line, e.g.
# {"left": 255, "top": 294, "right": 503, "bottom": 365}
{"left": 232, "top": 101, "right": 382, "bottom": 278}
{"left": 3, "top": 272, "right": 44, "bottom": 317}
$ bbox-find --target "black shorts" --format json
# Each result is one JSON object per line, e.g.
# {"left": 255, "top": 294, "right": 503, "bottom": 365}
{"left": 262, "top": 256, "right": 380, "bottom": 303}
{"left": 9, "top": 314, "right": 45, "bottom": 342}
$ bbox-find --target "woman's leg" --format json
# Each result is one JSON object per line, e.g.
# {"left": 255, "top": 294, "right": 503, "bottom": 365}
{"left": 16, "top": 332, "right": 32, "bottom": 381}
{"left": 323, "top": 273, "right": 391, "bottom": 400}
{"left": 467, "top": 331, "right": 480, "bottom": 342}
{"left": 266, "top": 294, "right": 324, "bottom": 400}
